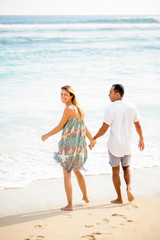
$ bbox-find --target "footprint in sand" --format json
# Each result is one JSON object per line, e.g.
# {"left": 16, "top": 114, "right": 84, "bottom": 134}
{"left": 92, "top": 232, "right": 102, "bottom": 235}
{"left": 34, "top": 225, "right": 43, "bottom": 228}
{"left": 120, "top": 223, "right": 125, "bottom": 226}
{"left": 132, "top": 204, "right": 138, "bottom": 209}
{"left": 103, "top": 218, "right": 109, "bottom": 223}
{"left": 24, "top": 235, "right": 45, "bottom": 240}
{"left": 85, "top": 225, "right": 94, "bottom": 228}
{"left": 35, "top": 236, "right": 45, "bottom": 240}
{"left": 82, "top": 234, "right": 96, "bottom": 240}
{"left": 111, "top": 226, "right": 117, "bottom": 229}
{"left": 112, "top": 213, "right": 124, "bottom": 217}
{"left": 127, "top": 219, "right": 133, "bottom": 222}
{"left": 125, "top": 204, "right": 138, "bottom": 210}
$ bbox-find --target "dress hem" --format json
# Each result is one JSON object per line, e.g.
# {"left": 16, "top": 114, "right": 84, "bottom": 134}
{"left": 53, "top": 152, "right": 87, "bottom": 173}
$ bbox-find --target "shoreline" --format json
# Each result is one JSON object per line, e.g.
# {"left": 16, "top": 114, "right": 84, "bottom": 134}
{"left": 0, "top": 166, "right": 160, "bottom": 217}
{"left": 1, "top": 164, "right": 160, "bottom": 191}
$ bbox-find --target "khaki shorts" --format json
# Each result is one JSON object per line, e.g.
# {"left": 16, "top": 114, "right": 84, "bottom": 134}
{"left": 108, "top": 150, "right": 131, "bottom": 167}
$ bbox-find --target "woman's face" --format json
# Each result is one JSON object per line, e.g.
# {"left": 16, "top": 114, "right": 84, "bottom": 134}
{"left": 61, "top": 89, "right": 73, "bottom": 104}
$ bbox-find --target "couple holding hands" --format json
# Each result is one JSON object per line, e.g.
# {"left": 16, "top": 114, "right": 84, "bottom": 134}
{"left": 41, "top": 84, "right": 144, "bottom": 211}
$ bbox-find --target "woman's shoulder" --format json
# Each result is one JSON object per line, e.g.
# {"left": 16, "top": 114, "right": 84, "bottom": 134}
{"left": 64, "top": 105, "right": 74, "bottom": 116}
{"left": 65, "top": 105, "right": 74, "bottom": 111}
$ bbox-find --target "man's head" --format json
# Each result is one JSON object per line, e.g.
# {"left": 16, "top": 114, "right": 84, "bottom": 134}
{"left": 109, "top": 84, "right": 124, "bottom": 102}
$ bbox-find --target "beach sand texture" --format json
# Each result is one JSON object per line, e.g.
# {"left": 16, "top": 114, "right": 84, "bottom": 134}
{"left": 0, "top": 167, "right": 160, "bottom": 240}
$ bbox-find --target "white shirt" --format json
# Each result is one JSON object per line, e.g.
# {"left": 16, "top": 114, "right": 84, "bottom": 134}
{"left": 103, "top": 100, "right": 139, "bottom": 157}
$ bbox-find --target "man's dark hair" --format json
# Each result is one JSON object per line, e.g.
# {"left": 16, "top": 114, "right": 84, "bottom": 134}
{"left": 112, "top": 84, "right": 124, "bottom": 97}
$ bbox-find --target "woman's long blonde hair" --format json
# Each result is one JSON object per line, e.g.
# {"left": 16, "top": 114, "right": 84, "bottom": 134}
{"left": 61, "top": 85, "right": 84, "bottom": 119}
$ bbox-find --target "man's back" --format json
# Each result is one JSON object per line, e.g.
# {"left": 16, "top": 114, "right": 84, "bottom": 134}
{"left": 104, "top": 100, "right": 139, "bottom": 157}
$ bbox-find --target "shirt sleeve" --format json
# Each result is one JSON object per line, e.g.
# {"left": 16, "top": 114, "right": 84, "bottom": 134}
{"left": 103, "top": 108, "right": 113, "bottom": 125}
{"left": 133, "top": 105, "right": 139, "bottom": 122}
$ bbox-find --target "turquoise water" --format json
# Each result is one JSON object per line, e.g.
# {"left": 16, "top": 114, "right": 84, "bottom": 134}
{"left": 0, "top": 15, "right": 160, "bottom": 188}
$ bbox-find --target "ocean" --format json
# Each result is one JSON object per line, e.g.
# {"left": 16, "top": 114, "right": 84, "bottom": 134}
{"left": 0, "top": 15, "right": 160, "bottom": 189}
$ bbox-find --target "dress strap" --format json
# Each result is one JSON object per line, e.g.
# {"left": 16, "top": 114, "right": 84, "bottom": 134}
{"left": 71, "top": 105, "right": 76, "bottom": 114}
{"left": 72, "top": 105, "right": 77, "bottom": 119}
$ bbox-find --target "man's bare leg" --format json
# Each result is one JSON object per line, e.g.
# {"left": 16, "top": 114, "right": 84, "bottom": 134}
{"left": 111, "top": 166, "right": 123, "bottom": 204}
{"left": 61, "top": 168, "right": 73, "bottom": 211}
{"left": 74, "top": 169, "right": 89, "bottom": 203}
{"left": 123, "top": 165, "right": 134, "bottom": 202}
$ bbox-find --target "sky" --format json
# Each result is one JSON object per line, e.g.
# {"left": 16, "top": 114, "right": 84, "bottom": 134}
{"left": 0, "top": 0, "right": 160, "bottom": 15}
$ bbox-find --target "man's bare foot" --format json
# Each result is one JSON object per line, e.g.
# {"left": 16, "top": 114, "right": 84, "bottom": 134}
{"left": 61, "top": 205, "right": 73, "bottom": 211}
{"left": 82, "top": 196, "right": 89, "bottom": 203}
{"left": 111, "top": 198, "right": 123, "bottom": 204}
{"left": 127, "top": 189, "right": 134, "bottom": 202}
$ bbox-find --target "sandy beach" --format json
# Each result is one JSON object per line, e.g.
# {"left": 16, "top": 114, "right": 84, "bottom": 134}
{"left": 0, "top": 166, "right": 160, "bottom": 240}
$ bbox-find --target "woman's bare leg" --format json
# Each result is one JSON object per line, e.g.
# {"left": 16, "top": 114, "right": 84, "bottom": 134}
{"left": 61, "top": 168, "right": 73, "bottom": 211}
{"left": 73, "top": 169, "right": 89, "bottom": 203}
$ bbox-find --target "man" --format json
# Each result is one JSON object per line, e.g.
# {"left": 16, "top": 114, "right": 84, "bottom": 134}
{"left": 93, "top": 84, "right": 144, "bottom": 204}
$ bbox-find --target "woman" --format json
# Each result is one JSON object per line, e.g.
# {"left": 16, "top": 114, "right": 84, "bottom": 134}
{"left": 41, "top": 85, "right": 95, "bottom": 211}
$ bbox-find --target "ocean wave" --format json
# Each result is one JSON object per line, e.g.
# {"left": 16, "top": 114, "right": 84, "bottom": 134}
{"left": 0, "top": 36, "right": 81, "bottom": 44}
{"left": 88, "top": 16, "right": 160, "bottom": 24}
{"left": 1, "top": 36, "right": 160, "bottom": 49}
{"left": 0, "top": 23, "right": 159, "bottom": 32}
{"left": 0, "top": 15, "right": 160, "bottom": 25}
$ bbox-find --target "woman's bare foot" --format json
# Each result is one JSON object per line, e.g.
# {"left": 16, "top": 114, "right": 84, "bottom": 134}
{"left": 82, "top": 196, "right": 89, "bottom": 203}
{"left": 61, "top": 205, "right": 73, "bottom": 211}
{"left": 111, "top": 198, "right": 123, "bottom": 204}
{"left": 127, "top": 189, "right": 134, "bottom": 202}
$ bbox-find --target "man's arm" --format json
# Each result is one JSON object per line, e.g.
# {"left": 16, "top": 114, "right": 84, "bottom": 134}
{"left": 134, "top": 121, "right": 144, "bottom": 151}
{"left": 93, "top": 122, "right": 110, "bottom": 140}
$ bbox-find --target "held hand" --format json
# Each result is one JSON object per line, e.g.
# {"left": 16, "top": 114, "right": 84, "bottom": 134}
{"left": 138, "top": 139, "right": 144, "bottom": 151}
{"left": 89, "top": 139, "right": 97, "bottom": 150}
{"left": 41, "top": 134, "right": 48, "bottom": 142}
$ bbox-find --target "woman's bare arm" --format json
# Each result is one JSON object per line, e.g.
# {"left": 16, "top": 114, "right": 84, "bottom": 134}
{"left": 41, "top": 106, "right": 74, "bottom": 141}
